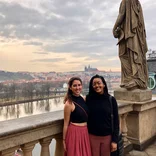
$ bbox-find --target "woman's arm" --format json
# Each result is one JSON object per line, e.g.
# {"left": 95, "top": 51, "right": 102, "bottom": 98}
{"left": 110, "top": 97, "right": 119, "bottom": 152}
{"left": 112, "top": 97, "right": 119, "bottom": 143}
{"left": 63, "top": 102, "right": 72, "bottom": 151}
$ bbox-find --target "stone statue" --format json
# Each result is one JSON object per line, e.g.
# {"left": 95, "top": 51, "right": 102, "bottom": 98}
{"left": 113, "top": 0, "right": 148, "bottom": 90}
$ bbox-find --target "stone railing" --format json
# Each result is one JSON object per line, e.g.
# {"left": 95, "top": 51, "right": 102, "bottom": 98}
{"left": 0, "top": 103, "right": 133, "bottom": 156}
{"left": 118, "top": 102, "right": 133, "bottom": 148}
{"left": 0, "top": 111, "right": 64, "bottom": 156}
{"left": 117, "top": 96, "right": 156, "bottom": 151}
{"left": 0, "top": 98, "right": 156, "bottom": 156}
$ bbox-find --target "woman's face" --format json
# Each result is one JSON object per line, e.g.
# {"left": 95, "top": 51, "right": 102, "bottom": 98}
{"left": 92, "top": 78, "right": 104, "bottom": 94}
{"left": 70, "top": 80, "right": 82, "bottom": 96}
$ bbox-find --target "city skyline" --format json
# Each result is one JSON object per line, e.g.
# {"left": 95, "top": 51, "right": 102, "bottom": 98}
{"left": 0, "top": 0, "right": 156, "bottom": 72}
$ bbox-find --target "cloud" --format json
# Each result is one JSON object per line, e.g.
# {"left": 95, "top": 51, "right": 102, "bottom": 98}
{"left": 0, "top": 1, "right": 90, "bottom": 40}
{"left": 23, "top": 41, "right": 43, "bottom": 46}
{"left": 0, "top": 0, "right": 155, "bottom": 72}
{"left": 43, "top": 28, "right": 117, "bottom": 55}
{"left": 31, "top": 58, "right": 65, "bottom": 62}
{"left": 33, "top": 52, "right": 49, "bottom": 55}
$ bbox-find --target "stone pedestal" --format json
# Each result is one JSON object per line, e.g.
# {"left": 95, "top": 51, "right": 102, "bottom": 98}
{"left": 126, "top": 99, "right": 156, "bottom": 150}
{"left": 114, "top": 88, "right": 152, "bottom": 102}
{"left": 114, "top": 88, "right": 156, "bottom": 151}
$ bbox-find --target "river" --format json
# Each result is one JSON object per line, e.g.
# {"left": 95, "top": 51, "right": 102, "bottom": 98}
{"left": 0, "top": 97, "right": 64, "bottom": 122}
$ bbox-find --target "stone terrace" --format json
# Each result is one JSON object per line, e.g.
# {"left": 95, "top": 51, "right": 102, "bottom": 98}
{"left": 126, "top": 140, "right": 156, "bottom": 156}
{"left": 0, "top": 92, "right": 156, "bottom": 155}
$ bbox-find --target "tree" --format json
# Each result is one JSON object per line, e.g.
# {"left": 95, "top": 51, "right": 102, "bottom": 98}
{"left": 9, "top": 83, "right": 17, "bottom": 100}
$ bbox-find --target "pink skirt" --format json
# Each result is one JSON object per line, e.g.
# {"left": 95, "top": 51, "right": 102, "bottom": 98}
{"left": 65, "top": 123, "right": 91, "bottom": 156}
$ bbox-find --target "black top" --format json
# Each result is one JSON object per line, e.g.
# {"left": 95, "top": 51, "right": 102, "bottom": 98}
{"left": 70, "top": 95, "right": 88, "bottom": 123}
{"left": 86, "top": 93, "right": 119, "bottom": 143}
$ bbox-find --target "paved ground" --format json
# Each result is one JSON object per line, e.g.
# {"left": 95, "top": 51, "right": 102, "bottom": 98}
{"left": 125, "top": 141, "right": 156, "bottom": 156}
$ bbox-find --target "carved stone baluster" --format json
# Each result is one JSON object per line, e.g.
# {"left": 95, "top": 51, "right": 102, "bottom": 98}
{"left": 40, "top": 136, "right": 53, "bottom": 156}
{"left": 1, "top": 146, "right": 19, "bottom": 156}
{"left": 119, "top": 114, "right": 122, "bottom": 133}
{"left": 121, "top": 113, "right": 129, "bottom": 146}
{"left": 21, "top": 141, "right": 37, "bottom": 156}
{"left": 54, "top": 134, "right": 63, "bottom": 156}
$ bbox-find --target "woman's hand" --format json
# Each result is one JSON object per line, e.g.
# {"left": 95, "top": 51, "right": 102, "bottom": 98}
{"left": 111, "top": 142, "right": 117, "bottom": 152}
{"left": 63, "top": 140, "right": 67, "bottom": 152}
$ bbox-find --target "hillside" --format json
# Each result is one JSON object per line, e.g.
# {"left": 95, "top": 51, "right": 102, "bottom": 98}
{"left": 0, "top": 71, "right": 33, "bottom": 81}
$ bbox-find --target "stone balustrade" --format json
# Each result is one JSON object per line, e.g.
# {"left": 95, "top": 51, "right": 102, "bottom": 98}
{"left": 117, "top": 96, "right": 156, "bottom": 151}
{"left": 0, "top": 98, "right": 156, "bottom": 156}
{"left": 0, "top": 111, "right": 64, "bottom": 156}
{"left": 118, "top": 102, "right": 133, "bottom": 147}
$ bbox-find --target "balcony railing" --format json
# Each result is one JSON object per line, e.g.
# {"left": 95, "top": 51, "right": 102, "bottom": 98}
{"left": 0, "top": 111, "right": 64, "bottom": 156}
{"left": 0, "top": 98, "right": 156, "bottom": 156}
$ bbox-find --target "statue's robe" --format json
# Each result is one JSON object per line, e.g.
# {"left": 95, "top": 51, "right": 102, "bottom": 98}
{"left": 117, "top": 0, "right": 148, "bottom": 89}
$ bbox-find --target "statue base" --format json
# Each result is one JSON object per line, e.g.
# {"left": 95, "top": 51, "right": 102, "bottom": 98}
{"left": 114, "top": 88, "right": 152, "bottom": 102}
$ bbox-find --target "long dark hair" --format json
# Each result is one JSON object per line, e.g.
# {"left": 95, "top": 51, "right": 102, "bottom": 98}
{"left": 64, "top": 77, "right": 82, "bottom": 104}
{"left": 88, "top": 74, "right": 109, "bottom": 96}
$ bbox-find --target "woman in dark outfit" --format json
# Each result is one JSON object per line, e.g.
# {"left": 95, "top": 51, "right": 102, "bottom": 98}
{"left": 86, "top": 74, "right": 119, "bottom": 156}
{"left": 63, "top": 77, "right": 91, "bottom": 156}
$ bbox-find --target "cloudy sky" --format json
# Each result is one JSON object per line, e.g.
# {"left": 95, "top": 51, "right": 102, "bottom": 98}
{"left": 0, "top": 0, "right": 155, "bottom": 72}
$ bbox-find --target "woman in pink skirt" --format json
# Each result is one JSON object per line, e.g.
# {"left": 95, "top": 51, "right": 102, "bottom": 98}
{"left": 63, "top": 77, "right": 91, "bottom": 156}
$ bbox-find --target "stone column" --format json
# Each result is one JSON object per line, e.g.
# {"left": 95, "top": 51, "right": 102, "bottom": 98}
{"left": 120, "top": 113, "right": 129, "bottom": 146}
{"left": 1, "top": 146, "right": 19, "bottom": 156}
{"left": 54, "top": 133, "right": 63, "bottom": 156}
{"left": 21, "top": 141, "right": 37, "bottom": 156}
{"left": 40, "top": 136, "right": 53, "bottom": 156}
